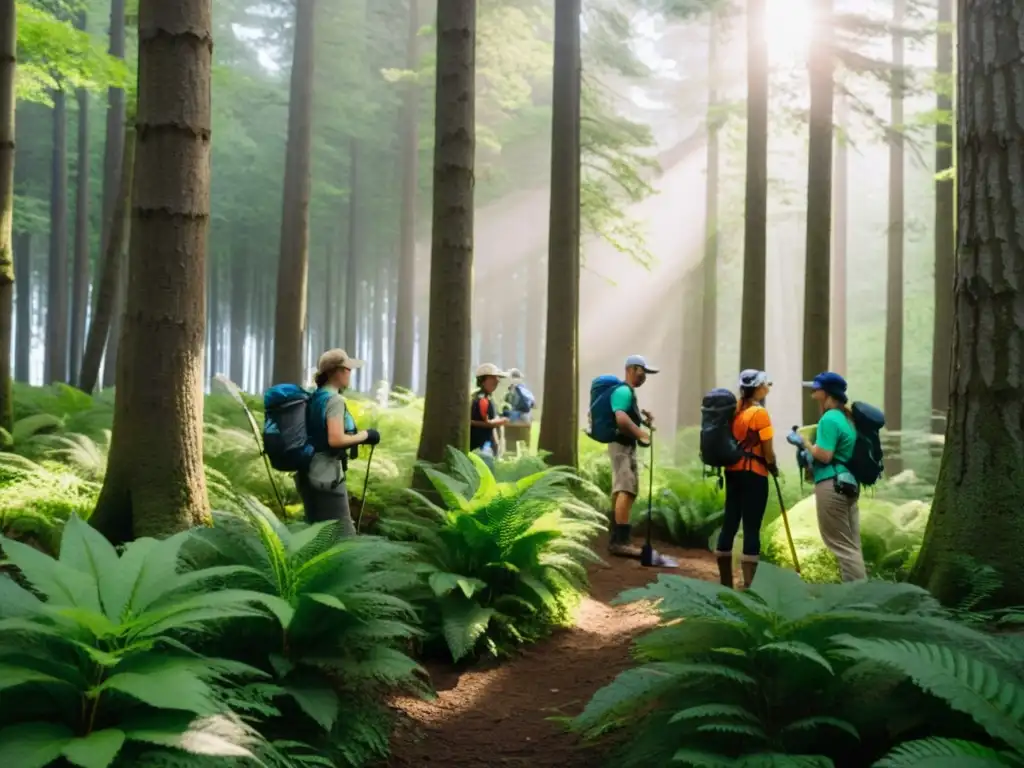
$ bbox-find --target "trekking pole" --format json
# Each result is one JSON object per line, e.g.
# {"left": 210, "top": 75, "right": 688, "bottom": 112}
{"left": 355, "top": 444, "right": 376, "bottom": 534}
{"left": 772, "top": 474, "right": 801, "bottom": 575}
{"left": 641, "top": 430, "right": 655, "bottom": 566}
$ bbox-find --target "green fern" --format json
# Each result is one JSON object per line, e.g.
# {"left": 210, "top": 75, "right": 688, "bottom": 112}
{"left": 571, "top": 564, "right": 1018, "bottom": 767}
{"left": 384, "top": 447, "right": 604, "bottom": 662}
{"left": 875, "top": 737, "right": 1024, "bottom": 767}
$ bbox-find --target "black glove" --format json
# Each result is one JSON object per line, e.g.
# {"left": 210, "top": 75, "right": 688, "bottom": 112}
{"left": 767, "top": 462, "right": 779, "bottom": 478}
{"left": 363, "top": 428, "right": 381, "bottom": 446}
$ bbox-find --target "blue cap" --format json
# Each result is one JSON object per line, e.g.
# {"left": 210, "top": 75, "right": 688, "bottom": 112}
{"left": 625, "top": 354, "right": 659, "bottom": 374}
{"left": 803, "top": 371, "right": 848, "bottom": 401}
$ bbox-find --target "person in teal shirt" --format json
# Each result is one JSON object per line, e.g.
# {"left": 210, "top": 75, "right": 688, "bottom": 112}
{"left": 799, "top": 371, "right": 866, "bottom": 581}
{"left": 606, "top": 355, "right": 655, "bottom": 557}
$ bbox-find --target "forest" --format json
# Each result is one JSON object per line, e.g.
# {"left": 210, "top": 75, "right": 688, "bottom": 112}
{"left": 0, "top": 0, "right": 1022, "bottom": 766}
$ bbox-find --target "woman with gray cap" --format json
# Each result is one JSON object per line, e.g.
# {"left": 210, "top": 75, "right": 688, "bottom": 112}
{"left": 714, "top": 369, "right": 776, "bottom": 588}
{"left": 798, "top": 371, "right": 866, "bottom": 581}
{"left": 299, "top": 349, "right": 381, "bottom": 535}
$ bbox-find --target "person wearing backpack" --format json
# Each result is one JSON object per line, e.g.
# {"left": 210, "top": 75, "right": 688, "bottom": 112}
{"left": 798, "top": 371, "right": 866, "bottom": 582}
{"left": 503, "top": 369, "right": 536, "bottom": 423}
{"left": 470, "top": 362, "right": 509, "bottom": 463}
{"left": 588, "top": 355, "right": 656, "bottom": 558}
{"left": 298, "top": 349, "right": 381, "bottom": 534}
{"left": 713, "top": 370, "right": 777, "bottom": 589}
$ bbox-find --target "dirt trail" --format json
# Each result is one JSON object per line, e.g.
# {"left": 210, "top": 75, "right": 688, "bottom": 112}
{"left": 387, "top": 539, "right": 718, "bottom": 767}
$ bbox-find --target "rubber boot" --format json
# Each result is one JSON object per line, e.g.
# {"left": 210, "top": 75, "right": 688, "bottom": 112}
{"left": 741, "top": 558, "right": 758, "bottom": 589}
{"left": 715, "top": 552, "right": 733, "bottom": 588}
{"left": 608, "top": 523, "right": 642, "bottom": 558}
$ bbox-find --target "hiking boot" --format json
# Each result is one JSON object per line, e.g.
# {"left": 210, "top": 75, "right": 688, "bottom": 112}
{"left": 608, "top": 524, "right": 642, "bottom": 558}
{"left": 715, "top": 553, "right": 733, "bottom": 589}
{"left": 741, "top": 559, "right": 758, "bottom": 589}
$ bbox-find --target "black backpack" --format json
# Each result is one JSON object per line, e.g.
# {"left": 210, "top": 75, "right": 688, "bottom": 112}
{"left": 700, "top": 389, "right": 748, "bottom": 468}
{"left": 846, "top": 401, "right": 885, "bottom": 486}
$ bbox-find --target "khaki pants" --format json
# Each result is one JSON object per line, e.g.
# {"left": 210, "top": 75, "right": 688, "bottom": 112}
{"left": 814, "top": 481, "right": 866, "bottom": 581}
{"left": 608, "top": 442, "right": 639, "bottom": 497}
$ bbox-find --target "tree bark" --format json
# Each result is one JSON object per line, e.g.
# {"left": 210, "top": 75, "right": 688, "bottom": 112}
{"left": 344, "top": 140, "right": 360, "bottom": 385}
{"left": 739, "top": 0, "right": 768, "bottom": 371}
{"left": 912, "top": 0, "right": 1024, "bottom": 607}
{"left": 525, "top": 251, "right": 544, "bottom": 397}
{"left": 272, "top": 0, "right": 316, "bottom": 385}
{"left": 392, "top": 0, "right": 419, "bottom": 392}
{"left": 800, "top": 0, "right": 834, "bottom": 427}
{"left": 416, "top": 0, "right": 476, "bottom": 464}
{"left": 229, "top": 242, "right": 246, "bottom": 384}
{"left": 0, "top": 0, "right": 14, "bottom": 432}
{"left": 46, "top": 88, "right": 69, "bottom": 385}
{"left": 700, "top": 10, "right": 720, "bottom": 396}
{"left": 884, "top": 0, "right": 905, "bottom": 469}
{"left": 92, "top": 0, "right": 213, "bottom": 544}
{"left": 830, "top": 85, "right": 848, "bottom": 374}
{"left": 538, "top": 0, "right": 581, "bottom": 469}
{"left": 14, "top": 233, "right": 29, "bottom": 384}
{"left": 101, "top": 0, "right": 127, "bottom": 389}
{"left": 931, "top": 0, "right": 954, "bottom": 435}
{"left": 69, "top": 12, "right": 90, "bottom": 382}
{"left": 79, "top": 128, "right": 134, "bottom": 395}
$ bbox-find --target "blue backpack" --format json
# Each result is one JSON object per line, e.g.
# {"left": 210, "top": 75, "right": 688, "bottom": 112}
{"left": 262, "top": 385, "right": 331, "bottom": 472}
{"left": 508, "top": 383, "right": 536, "bottom": 413}
{"left": 587, "top": 375, "right": 630, "bottom": 443}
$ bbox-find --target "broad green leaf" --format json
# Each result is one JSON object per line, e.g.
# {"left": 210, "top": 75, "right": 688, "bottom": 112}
{"left": 59, "top": 516, "right": 121, "bottom": 618}
{"left": 0, "top": 574, "right": 43, "bottom": 618}
{"left": 0, "top": 663, "right": 76, "bottom": 693}
{"left": 123, "top": 713, "right": 257, "bottom": 759}
{"left": 747, "top": 563, "right": 812, "bottom": 619}
{"left": 286, "top": 679, "right": 341, "bottom": 732}
{"left": 0, "top": 722, "right": 73, "bottom": 767}
{"left": 0, "top": 536, "right": 100, "bottom": 612}
{"left": 119, "top": 532, "right": 193, "bottom": 615}
{"left": 781, "top": 717, "right": 860, "bottom": 741}
{"left": 98, "top": 667, "right": 217, "bottom": 715}
{"left": 62, "top": 729, "right": 126, "bottom": 768}
{"left": 757, "top": 641, "right": 835, "bottom": 675}
{"left": 127, "top": 589, "right": 272, "bottom": 638}
{"left": 305, "top": 593, "right": 347, "bottom": 612}
{"left": 47, "top": 606, "right": 119, "bottom": 639}
{"left": 440, "top": 597, "right": 495, "bottom": 662}
{"left": 428, "top": 571, "right": 486, "bottom": 599}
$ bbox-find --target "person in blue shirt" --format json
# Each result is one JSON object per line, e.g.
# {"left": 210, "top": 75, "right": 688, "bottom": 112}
{"left": 798, "top": 371, "right": 866, "bottom": 581}
{"left": 607, "top": 354, "right": 656, "bottom": 557}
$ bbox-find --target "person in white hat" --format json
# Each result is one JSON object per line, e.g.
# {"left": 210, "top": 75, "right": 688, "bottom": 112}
{"left": 470, "top": 362, "right": 509, "bottom": 458}
{"left": 298, "top": 349, "right": 380, "bottom": 535}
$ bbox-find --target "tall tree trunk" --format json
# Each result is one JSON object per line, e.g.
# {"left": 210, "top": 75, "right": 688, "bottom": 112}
{"left": 229, "top": 243, "right": 246, "bottom": 383}
{"left": 912, "top": 0, "right": 1024, "bottom": 607}
{"left": 272, "top": 0, "right": 316, "bottom": 385}
{"left": 739, "top": 0, "right": 768, "bottom": 370}
{"left": 92, "top": 0, "right": 213, "bottom": 544}
{"left": 344, "top": 141, "right": 360, "bottom": 385}
{"left": 800, "top": 0, "right": 834, "bottom": 427}
{"left": 416, "top": 0, "right": 476, "bottom": 464}
{"left": 677, "top": 266, "right": 704, "bottom": 431}
{"left": 0, "top": 0, "right": 13, "bottom": 432}
{"left": 931, "top": 0, "right": 954, "bottom": 435}
{"left": 884, "top": 0, "right": 905, "bottom": 469}
{"left": 14, "top": 233, "right": 29, "bottom": 383}
{"left": 392, "top": 0, "right": 419, "bottom": 392}
{"left": 538, "top": 0, "right": 581, "bottom": 469}
{"left": 210, "top": 250, "right": 221, "bottom": 379}
{"left": 101, "top": 0, "right": 127, "bottom": 389}
{"left": 374, "top": 264, "right": 386, "bottom": 385}
{"left": 700, "top": 11, "right": 719, "bottom": 396}
{"left": 323, "top": 242, "right": 334, "bottom": 347}
{"left": 69, "top": 12, "right": 90, "bottom": 382}
{"left": 525, "top": 252, "right": 544, "bottom": 397}
{"left": 46, "top": 88, "right": 69, "bottom": 385}
{"left": 79, "top": 128, "right": 134, "bottom": 394}
{"left": 830, "top": 84, "right": 848, "bottom": 373}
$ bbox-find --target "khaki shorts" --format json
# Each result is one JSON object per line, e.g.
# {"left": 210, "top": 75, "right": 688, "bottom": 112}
{"left": 608, "top": 442, "right": 638, "bottom": 496}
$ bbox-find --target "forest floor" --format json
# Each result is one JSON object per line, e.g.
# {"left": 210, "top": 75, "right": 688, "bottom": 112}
{"left": 386, "top": 536, "right": 718, "bottom": 767}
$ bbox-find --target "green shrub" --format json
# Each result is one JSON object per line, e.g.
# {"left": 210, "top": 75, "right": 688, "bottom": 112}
{"left": 182, "top": 501, "right": 430, "bottom": 766}
{"left": 570, "top": 564, "right": 1021, "bottom": 767}
{"left": 0, "top": 516, "right": 279, "bottom": 766}
{"left": 385, "top": 449, "right": 605, "bottom": 662}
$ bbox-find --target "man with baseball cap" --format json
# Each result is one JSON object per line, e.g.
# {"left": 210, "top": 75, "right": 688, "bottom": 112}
{"left": 300, "top": 349, "right": 381, "bottom": 535}
{"left": 606, "top": 354, "right": 658, "bottom": 557}
{"left": 470, "top": 362, "right": 509, "bottom": 459}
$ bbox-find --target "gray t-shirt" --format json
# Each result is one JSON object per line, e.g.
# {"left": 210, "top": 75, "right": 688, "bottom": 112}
{"left": 307, "top": 392, "right": 348, "bottom": 494}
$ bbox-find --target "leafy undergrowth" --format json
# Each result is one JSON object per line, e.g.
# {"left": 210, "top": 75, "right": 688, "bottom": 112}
{"left": 570, "top": 564, "right": 1024, "bottom": 767}
{"left": 382, "top": 449, "right": 606, "bottom": 662}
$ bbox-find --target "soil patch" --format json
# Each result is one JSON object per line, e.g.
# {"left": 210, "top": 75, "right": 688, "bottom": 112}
{"left": 386, "top": 537, "right": 718, "bottom": 767}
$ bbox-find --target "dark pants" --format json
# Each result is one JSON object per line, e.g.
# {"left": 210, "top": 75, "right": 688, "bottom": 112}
{"left": 295, "top": 473, "right": 356, "bottom": 537}
{"left": 715, "top": 470, "right": 769, "bottom": 557}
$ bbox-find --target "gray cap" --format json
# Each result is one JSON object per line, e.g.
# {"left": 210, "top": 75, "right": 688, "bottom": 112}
{"left": 625, "top": 354, "right": 659, "bottom": 374}
{"left": 739, "top": 369, "right": 771, "bottom": 389}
